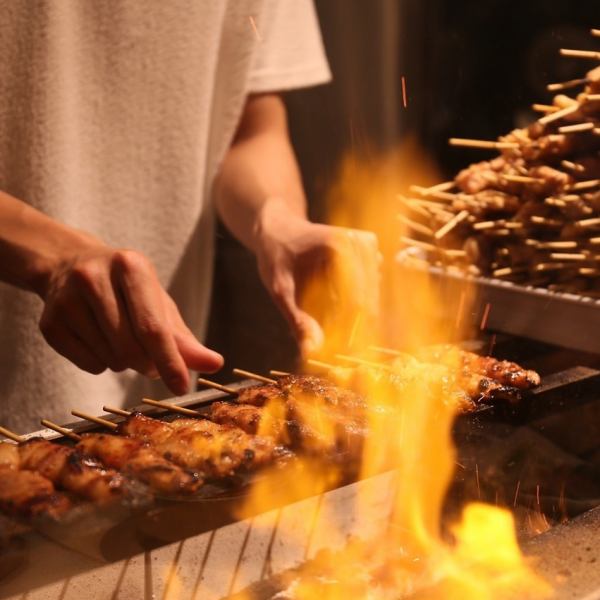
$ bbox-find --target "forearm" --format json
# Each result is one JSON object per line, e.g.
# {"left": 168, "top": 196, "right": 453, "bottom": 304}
{"left": 214, "top": 94, "right": 308, "bottom": 253}
{"left": 0, "top": 190, "right": 98, "bottom": 295}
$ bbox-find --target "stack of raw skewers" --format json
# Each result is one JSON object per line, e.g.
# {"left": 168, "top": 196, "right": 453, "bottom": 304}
{"left": 399, "top": 30, "right": 600, "bottom": 297}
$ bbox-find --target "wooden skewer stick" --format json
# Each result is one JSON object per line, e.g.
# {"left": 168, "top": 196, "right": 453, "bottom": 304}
{"left": 473, "top": 220, "right": 501, "bottom": 231}
{"left": 586, "top": 94, "right": 600, "bottom": 101}
{"left": 545, "top": 197, "right": 567, "bottom": 207}
{"left": 306, "top": 358, "right": 337, "bottom": 371}
{"left": 571, "top": 179, "right": 600, "bottom": 191}
{"left": 232, "top": 368, "right": 277, "bottom": 385}
{"left": 444, "top": 249, "right": 468, "bottom": 258}
{"left": 535, "top": 262, "right": 570, "bottom": 272}
{"left": 368, "top": 345, "right": 401, "bottom": 357}
{"left": 493, "top": 267, "right": 524, "bottom": 278}
{"left": 532, "top": 104, "right": 559, "bottom": 113}
{"left": 538, "top": 103, "right": 580, "bottom": 125}
{"left": 410, "top": 181, "right": 456, "bottom": 197}
{"left": 40, "top": 420, "right": 81, "bottom": 442}
{"left": 449, "top": 138, "right": 519, "bottom": 150}
{"left": 141, "top": 398, "right": 202, "bottom": 416}
{"left": 561, "top": 160, "right": 585, "bottom": 173}
{"left": 409, "top": 197, "right": 455, "bottom": 215}
{"left": 537, "top": 240, "right": 579, "bottom": 250}
{"left": 577, "top": 216, "right": 600, "bottom": 228}
{"left": 269, "top": 370, "right": 290, "bottom": 377}
{"left": 397, "top": 195, "right": 431, "bottom": 219}
{"left": 547, "top": 78, "right": 588, "bottom": 92}
{"left": 197, "top": 378, "right": 238, "bottom": 396}
{"left": 70, "top": 410, "right": 118, "bottom": 430}
{"left": 592, "top": 29, "right": 600, "bottom": 37}
{"left": 400, "top": 235, "right": 436, "bottom": 252}
{"left": 0, "top": 425, "right": 24, "bottom": 443}
{"left": 334, "top": 354, "right": 392, "bottom": 372}
{"left": 396, "top": 214, "right": 434, "bottom": 237}
{"left": 434, "top": 209, "right": 469, "bottom": 240}
{"left": 531, "top": 216, "right": 562, "bottom": 227}
{"left": 558, "top": 122, "right": 595, "bottom": 134}
{"left": 103, "top": 405, "right": 131, "bottom": 417}
{"left": 549, "top": 252, "right": 588, "bottom": 261}
{"left": 560, "top": 49, "right": 600, "bottom": 60}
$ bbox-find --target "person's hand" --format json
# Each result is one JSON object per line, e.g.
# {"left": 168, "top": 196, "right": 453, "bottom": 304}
{"left": 253, "top": 200, "right": 380, "bottom": 357}
{"left": 35, "top": 237, "right": 223, "bottom": 395}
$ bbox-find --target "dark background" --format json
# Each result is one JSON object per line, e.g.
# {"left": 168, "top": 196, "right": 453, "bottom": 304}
{"left": 206, "top": 0, "right": 600, "bottom": 381}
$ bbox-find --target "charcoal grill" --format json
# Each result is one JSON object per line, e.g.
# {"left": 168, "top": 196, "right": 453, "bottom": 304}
{"left": 1, "top": 336, "right": 599, "bottom": 600}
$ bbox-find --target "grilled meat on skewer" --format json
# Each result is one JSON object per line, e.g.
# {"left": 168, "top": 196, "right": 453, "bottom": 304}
{"left": 214, "top": 375, "right": 377, "bottom": 455}
{"left": 77, "top": 433, "right": 202, "bottom": 495}
{"left": 117, "top": 413, "right": 278, "bottom": 479}
{"left": 460, "top": 352, "right": 540, "bottom": 389}
{"left": 18, "top": 438, "right": 128, "bottom": 505}
{"left": 415, "top": 346, "right": 540, "bottom": 389}
{"left": 0, "top": 442, "right": 71, "bottom": 520}
{"left": 208, "top": 402, "right": 264, "bottom": 435}
{"left": 208, "top": 399, "right": 367, "bottom": 457}
{"left": 236, "top": 375, "right": 367, "bottom": 413}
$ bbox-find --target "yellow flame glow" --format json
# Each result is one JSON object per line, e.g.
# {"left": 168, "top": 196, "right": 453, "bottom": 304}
{"left": 234, "top": 144, "right": 552, "bottom": 599}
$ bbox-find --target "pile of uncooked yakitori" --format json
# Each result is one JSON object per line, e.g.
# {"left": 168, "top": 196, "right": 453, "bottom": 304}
{"left": 398, "top": 30, "right": 600, "bottom": 297}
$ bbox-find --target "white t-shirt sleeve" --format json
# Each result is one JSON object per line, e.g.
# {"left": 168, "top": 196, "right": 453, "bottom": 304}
{"left": 248, "top": 0, "right": 332, "bottom": 93}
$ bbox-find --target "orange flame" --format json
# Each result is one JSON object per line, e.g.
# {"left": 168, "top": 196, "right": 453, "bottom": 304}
{"left": 234, "top": 144, "right": 552, "bottom": 599}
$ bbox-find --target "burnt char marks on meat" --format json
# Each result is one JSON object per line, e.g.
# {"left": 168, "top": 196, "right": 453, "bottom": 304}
{"left": 0, "top": 469, "right": 71, "bottom": 520}
{"left": 77, "top": 433, "right": 203, "bottom": 495}
{"left": 18, "top": 438, "right": 129, "bottom": 506}
{"left": 118, "top": 412, "right": 277, "bottom": 481}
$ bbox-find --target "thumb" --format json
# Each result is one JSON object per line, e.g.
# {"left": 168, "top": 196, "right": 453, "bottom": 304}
{"left": 165, "top": 295, "right": 224, "bottom": 373}
{"left": 271, "top": 271, "right": 324, "bottom": 358}
{"left": 176, "top": 331, "right": 224, "bottom": 373}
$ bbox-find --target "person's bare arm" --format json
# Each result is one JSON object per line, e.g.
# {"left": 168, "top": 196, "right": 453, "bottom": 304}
{"left": 0, "top": 190, "right": 223, "bottom": 394}
{"left": 214, "top": 94, "right": 379, "bottom": 356}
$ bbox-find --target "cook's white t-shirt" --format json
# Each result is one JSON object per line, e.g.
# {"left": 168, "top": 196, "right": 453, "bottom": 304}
{"left": 0, "top": 1, "right": 331, "bottom": 432}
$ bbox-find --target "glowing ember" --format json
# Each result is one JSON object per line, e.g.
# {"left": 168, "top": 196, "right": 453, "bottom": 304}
{"left": 235, "top": 148, "right": 552, "bottom": 599}
{"left": 480, "top": 302, "right": 492, "bottom": 331}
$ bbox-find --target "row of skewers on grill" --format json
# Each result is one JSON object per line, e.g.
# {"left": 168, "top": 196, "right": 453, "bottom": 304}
{"left": 399, "top": 31, "right": 600, "bottom": 297}
{"left": 0, "top": 347, "right": 541, "bottom": 524}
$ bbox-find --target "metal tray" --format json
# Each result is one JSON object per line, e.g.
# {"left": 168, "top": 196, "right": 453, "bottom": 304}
{"left": 423, "top": 265, "right": 600, "bottom": 354}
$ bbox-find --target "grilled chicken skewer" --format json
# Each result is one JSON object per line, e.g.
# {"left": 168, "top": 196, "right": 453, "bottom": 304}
{"left": 0, "top": 441, "right": 71, "bottom": 520}
{"left": 116, "top": 411, "right": 279, "bottom": 479}
{"left": 208, "top": 373, "right": 370, "bottom": 455}
{"left": 414, "top": 345, "right": 541, "bottom": 389}
{"left": 66, "top": 412, "right": 203, "bottom": 496}
{"left": 17, "top": 437, "right": 129, "bottom": 506}
{"left": 75, "top": 433, "right": 203, "bottom": 495}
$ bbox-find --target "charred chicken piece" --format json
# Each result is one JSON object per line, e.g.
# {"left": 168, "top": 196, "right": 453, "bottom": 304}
{"left": 118, "top": 412, "right": 277, "bottom": 479}
{"left": 218, "top": 376, "right": 369, "bottom": 455}
{"left": 208, "top": 402, "right": 264, "bottom": 435}
{"left": 18, "top": 438, "right": 128, "bottom": 505}
{"left": 416, "top": 346, "right": 540, "bottom": 389}
{"left": 236, "top": 375, "right": 367, "bottom": 413}
{"left": 0, "top": 441, "right": 71, "bottom": 520}
{"left": 77, "top": 433, "right": 202, "bottom": 495}
{"left": 209, "top": 399, "right": 366, "bottom": 456}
